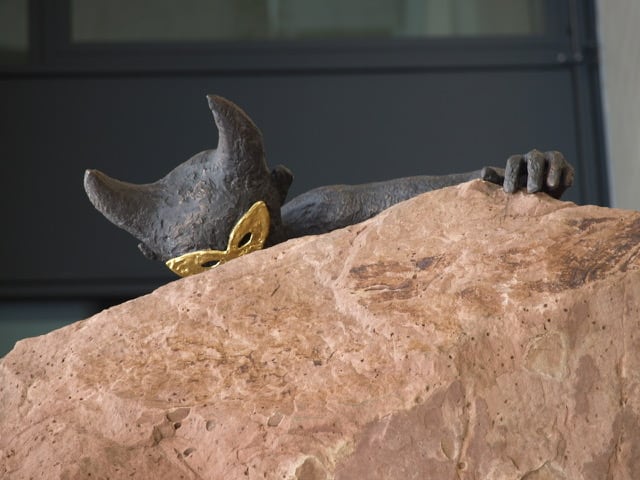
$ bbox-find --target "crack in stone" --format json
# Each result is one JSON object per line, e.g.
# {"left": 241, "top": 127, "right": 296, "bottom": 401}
{"left": 453, "top": 383, "right": 474, "bottom": 480}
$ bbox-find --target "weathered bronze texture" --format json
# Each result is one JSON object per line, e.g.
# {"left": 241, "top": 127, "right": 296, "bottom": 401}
{"left": 84, "top": 96, "right": 292, "bottom": 264}
{"left": 84, "top": 95, "right": 574, "bottom": 276}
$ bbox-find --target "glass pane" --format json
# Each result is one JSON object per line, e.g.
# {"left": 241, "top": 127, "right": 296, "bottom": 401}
{"left": 71, "top": 0, "right": 545, "bottom": 44}
{"left": 0, "top": 0, "right": 28, "bottom": 62}
{"left": 407, "top": 0, "right": 545, "bottom": 36}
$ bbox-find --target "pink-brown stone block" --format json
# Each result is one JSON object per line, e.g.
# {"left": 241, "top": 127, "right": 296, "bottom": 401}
{"left": 2, "top": 180, "right": 640, "bottom": 479}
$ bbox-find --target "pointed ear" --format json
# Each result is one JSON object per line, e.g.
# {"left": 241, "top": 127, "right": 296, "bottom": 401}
{"left": 84, "top": 169, "right": 158, "bottom": 243}
{"left": 271, "top": 165, "right": 294, "bottom": 204}
{"left": 138, "top": 242, "right": 159, "bottom": 260}
{"left": 206, "top": 95, "right": 268, "bottom": 178}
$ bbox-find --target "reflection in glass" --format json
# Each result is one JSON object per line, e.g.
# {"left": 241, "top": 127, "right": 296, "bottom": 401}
{"left": 71, "top": 0, "right": 545, "bottom": 44}
{"left": 0, "top": 0, "right": 28, "bottom": 63}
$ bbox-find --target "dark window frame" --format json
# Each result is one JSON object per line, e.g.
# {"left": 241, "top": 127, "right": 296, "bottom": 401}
{"left": 16, "top": 0, "right": 605, "bottom": 205}
{"left": 17, "top": 0, "right": 573, "bottom": 74}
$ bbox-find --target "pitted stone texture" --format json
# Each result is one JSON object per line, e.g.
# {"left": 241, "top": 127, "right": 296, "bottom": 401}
{"left": 2, "top": 180, "right": 640, "bottom": 479}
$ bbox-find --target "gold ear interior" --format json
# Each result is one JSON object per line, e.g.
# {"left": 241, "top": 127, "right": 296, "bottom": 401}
{"left": 165, "top": 201, "right": 270, "bottom": 277}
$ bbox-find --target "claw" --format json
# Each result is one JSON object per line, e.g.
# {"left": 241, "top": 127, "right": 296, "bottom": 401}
{"left": 481, "top": 166, "right": 505, "bottom": 186}
{"left": 545, "top": 150, "right": 564, "bottom": 189}
{"left": 544, "top": 150, "right": 574, "bottom": 198}
{"left": 501, "top": 149, "right": 574, "bottom": 199}
{"left": 525, "top": 149, "right": 545, "bottom": 193}
{"left": 504, "top": 154, "right": 525, "bottom": 193}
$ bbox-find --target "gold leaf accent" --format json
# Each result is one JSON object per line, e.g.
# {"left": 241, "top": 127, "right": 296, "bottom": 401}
{"left": 165, "top": 201, "right": 270, "bottom": 277}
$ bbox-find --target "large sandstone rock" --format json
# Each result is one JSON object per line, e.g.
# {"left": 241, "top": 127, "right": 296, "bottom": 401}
{"left": 2, "top": 180, "right": 640, "bottom": 479}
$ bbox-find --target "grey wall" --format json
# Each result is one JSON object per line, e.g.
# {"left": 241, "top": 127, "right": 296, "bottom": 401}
{"left": 597, "top": 0, "right": 640, "bottom": 209}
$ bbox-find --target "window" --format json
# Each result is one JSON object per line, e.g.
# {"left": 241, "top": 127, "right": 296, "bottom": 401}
{"left": 0, "top": 0, "right": 28, "bottom": 63}
{"left": 70, "top": 0, "right": 546, "bottom": 44}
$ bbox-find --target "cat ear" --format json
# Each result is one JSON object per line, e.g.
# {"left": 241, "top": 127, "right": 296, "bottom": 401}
{"left": 84, "top": 168, "right": 159, "bottom": 243}
{"left": 206, "top": 95, "right": 269, "bottom": 180}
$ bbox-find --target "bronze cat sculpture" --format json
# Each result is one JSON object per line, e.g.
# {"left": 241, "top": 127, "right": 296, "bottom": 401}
{"left": 84, "top": 95, "right": 574, "bottom": 277}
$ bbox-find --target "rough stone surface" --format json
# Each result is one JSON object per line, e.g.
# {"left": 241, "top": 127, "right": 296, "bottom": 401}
{"left": 2, "top": 180, "right": 640, "bottom": 479}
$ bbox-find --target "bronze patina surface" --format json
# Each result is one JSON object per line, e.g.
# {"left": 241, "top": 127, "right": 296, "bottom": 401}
{"left": 84, "top": 95, "right": 574, "bottom": 276}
